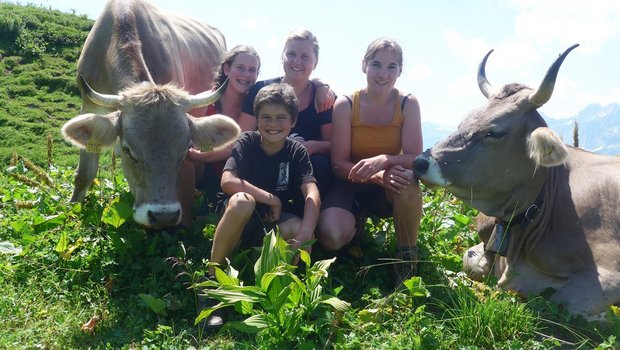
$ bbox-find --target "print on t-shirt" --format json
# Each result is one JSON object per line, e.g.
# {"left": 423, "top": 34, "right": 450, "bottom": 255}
{"left": 276, "top": 162, "right": 290, "bottom": 191}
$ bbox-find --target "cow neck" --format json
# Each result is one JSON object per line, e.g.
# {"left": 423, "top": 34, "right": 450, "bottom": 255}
{"left": 504, "top": 187, "right": 545, "bottom": 227}
{"left": 502, "top": 165, "right": 552, "bottom": 227}
{"left": 488, "top": 166, "right": 558, "bottom": 256}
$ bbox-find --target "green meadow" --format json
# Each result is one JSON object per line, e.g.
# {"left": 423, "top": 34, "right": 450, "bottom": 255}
{"left": 0, "top": 3, "right": 618, "bottom": 349}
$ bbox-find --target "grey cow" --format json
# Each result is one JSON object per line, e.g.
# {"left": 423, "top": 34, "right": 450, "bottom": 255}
{"left": 413, "top": 44, "right": 620, "bottom": 319}
{"left": 62, "top": 0, "right": 239, "bottom": 228}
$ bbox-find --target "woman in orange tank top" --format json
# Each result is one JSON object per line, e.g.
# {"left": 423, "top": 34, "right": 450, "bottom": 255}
{"left": 318, "top": 38, "right": 423, "bottom": 287}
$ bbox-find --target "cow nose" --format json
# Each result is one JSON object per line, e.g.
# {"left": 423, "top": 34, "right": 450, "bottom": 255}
{"left": 147, "top": 208, "right": 181, "bottom": 227}
{"left": 413, "top": 157, "right": 429, "bottom": 175}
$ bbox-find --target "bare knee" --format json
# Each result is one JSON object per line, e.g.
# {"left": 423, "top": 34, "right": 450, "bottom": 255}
{"left": 225, "top": 192, "right": 256, "bottom": 219}
{"left": 318, "top": 209, "right": 355, "bottom": 251}
{"left": 318, "top": 229, "right": 353, "bottom": 251}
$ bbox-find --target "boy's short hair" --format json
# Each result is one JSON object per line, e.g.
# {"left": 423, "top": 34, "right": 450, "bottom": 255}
{"left": 253, "top": 83, "right": 299, "bottom": 124}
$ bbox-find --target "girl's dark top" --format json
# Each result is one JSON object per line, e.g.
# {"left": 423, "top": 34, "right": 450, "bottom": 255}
{"left": 242, "top": 77, "right": 332, "bottom": 141}
{"left": 223, "top": 131, "right": 316, "bottom": 214}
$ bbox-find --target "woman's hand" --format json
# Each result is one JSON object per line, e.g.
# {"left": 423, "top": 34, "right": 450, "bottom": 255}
{"left": 314, "top": 84, "right": 335, "bottom": 112}
{"left": 382, "top": 165, "right": 413, "bottom": 193}
{"left": 348, "top": 155, "right": 388, "bottom": 183}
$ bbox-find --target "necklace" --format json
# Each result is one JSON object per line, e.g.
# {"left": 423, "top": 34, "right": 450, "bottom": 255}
{"left": 298, "top": 81, "right": 311, "bottom": 98}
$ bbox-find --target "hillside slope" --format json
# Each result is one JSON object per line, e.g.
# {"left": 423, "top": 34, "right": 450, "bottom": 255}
{"left": 0, "top": 2, "right": 92, "bottom": 166}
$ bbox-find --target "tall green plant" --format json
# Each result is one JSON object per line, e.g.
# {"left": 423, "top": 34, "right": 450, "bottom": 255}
{"left": 195, "top": 231, "right": 350, "bottom": 347}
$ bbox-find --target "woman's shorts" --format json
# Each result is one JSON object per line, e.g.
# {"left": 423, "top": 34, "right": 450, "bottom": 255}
{"left": 321, "top": 178, "right": 392, "bottom": 218}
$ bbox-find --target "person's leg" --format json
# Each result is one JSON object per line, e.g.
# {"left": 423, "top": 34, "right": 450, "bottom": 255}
{"left": 386, "top": 179, "right": 423, "bottom": 284}
{"left": 317, "top": 207, "right": 356, "bottom": 251}
{"left": 278, "top": 214, "right": 313, "bottom": 264}
{"left": 310, "top": 154, "right": 333, "bottom": 197}
{"left": 196, "top": 164, "right": 224, "bottom": 215}
{"left": 278, "top": 215, "right": 302, "bottom": 243}
{"left": 209, "top": 192, "right": 256, "bottom": 275}
{"left": 178, "top": 160, "right": 197, "bottom": 227}
{"left": 386, "top": 180, "right": 422, "bottom": 248}
{"left": 317, "top": 179, "right": 361, "bottom": 251}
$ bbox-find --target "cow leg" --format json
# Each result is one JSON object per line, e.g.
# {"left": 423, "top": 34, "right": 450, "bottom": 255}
{"left": 552, "top": 269, "right": 618, "bottom": 319}
{"left": 463, "top": 242, "right": 495, "bottom": 281}
{"left": 499, "top": 260, "right": 565, "bottom": 298}
{"left": 70, "top": 149, "right": 100, "bottom": 202}
{"left": 476, "top": 213, "right": 495, "bottom": 245}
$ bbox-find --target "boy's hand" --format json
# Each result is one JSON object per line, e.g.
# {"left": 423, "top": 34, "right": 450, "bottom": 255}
{"left": 288, "top": 229, "right": 313, "bottom": 250}
{"left": 288, "top": 229, "right": 314, "bottom": 266}
{"left": 264, "top": 196, "right": 282, "bottom": 223}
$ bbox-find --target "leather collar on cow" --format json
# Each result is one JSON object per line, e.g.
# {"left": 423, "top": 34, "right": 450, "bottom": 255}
{"left": 487, "top": 191, "right": 545, "bottom": 256}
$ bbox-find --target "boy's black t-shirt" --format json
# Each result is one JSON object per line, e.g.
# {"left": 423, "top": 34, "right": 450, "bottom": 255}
{"left": 242, "top": 77, "right": 332, "bottom": 141}
{"left": 223, "top": 131, "right": 316, "bottom": 215}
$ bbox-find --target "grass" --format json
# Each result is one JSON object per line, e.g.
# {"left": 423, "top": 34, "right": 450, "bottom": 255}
{"left": 441, "top": 282, "right": 540, "bottom": 348}
{"left": 0, "top": 2, "right": 91, "bottom": 166}
{"left": 2, "top": 148, "right": 619, "bottom": 349}
{"left": 1, "top": 3, "right": 619, "bottom": 349}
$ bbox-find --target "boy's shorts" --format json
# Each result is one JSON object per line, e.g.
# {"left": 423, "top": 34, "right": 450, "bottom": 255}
{"left": 216, "top": 194, "right": 298, "bottom": 249}
{"left": 321, "top": 178, "right": 393, "bottom": 218}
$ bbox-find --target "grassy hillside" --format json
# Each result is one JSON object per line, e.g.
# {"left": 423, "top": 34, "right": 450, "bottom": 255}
{"left": 1, "top": 3, "right": 618, "bottom": 349}
{"left": 0, "top": 2, "right": 92, "bottom": 166}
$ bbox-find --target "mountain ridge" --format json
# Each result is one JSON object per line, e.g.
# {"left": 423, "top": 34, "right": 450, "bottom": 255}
{"left": 422, "top": 103, "right": 620, "bottom": 155}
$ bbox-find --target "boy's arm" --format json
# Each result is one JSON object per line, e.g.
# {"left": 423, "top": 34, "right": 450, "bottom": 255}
{"left": 221, "top": 170, "right": 282, "bottom": 222}
{"left": 295, "top": 181, "right": 321, "bottom": 245}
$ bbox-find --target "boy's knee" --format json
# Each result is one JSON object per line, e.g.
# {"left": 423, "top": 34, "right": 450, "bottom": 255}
{"left": 226, "top": 192, "right": 256, "bottom": 217}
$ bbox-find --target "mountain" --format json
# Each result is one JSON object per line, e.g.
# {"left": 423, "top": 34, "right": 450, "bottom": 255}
{"left": 545, "top": 103, "right": 620, "bottom": 156}
{"left": 421, "top": 123, "right": 453, "bottom": 150}
{"left": 422, "top": 103, "right": 620, "bottom": 156}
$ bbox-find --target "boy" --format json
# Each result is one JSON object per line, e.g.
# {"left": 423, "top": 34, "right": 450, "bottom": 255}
{"left": 202, "top": 83, "right": 320, "bottom": 327}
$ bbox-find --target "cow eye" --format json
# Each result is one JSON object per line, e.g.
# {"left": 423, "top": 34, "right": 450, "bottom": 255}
{"left": 484, "top": 131, "right": 506, "bottom": 139}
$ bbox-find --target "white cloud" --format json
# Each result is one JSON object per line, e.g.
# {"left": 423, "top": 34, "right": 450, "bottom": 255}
{"left": 509, "top": 0, "right": 620, "bottom": 53}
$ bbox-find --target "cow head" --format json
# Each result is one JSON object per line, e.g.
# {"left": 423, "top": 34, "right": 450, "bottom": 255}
{"left": 62, "top": 77, "right": 240, "bottom": 228}
{"left": 413, "top": 45, "right": 578, "bottom": 219}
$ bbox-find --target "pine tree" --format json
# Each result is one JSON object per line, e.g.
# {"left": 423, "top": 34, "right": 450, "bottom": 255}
{"left": 572, "top": 120, "right": 579, "bottom": 148}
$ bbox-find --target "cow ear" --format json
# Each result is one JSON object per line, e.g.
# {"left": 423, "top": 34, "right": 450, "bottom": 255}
{"left": 188, "top": 114, "right": 240, "bottom": 151}
{"left": 526, "top": 127, "right": 568, "bottom": 167}
{"left": 61, "top": 111, "right": 120, "bottom": 149}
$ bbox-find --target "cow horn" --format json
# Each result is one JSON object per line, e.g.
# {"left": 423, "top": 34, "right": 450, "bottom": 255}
{"left": 477, "top": 49, "right": 495, "bottom": 98}
{"left": 186, "top": 78, "right": 229, "bottom": 110}
{"left": 529, "top": 44, "right": 579, "bottom": 107}
{"left": 78, "top": 75, "right": 122, "bottom": 108}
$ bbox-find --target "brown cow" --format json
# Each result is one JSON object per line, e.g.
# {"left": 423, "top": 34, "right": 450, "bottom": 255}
{"left": 61, "top": 0, "right": 239, "bottom": 228}
{"left": 413, "top": 44, "right": 620, "bottom": 319}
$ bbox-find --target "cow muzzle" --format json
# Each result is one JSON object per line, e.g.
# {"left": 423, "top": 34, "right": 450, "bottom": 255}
{"left": 412, "top": 154, "right": 451, "bottom": 188}
{"left": 133, "top": 202, "right": 182, "bottom": 228}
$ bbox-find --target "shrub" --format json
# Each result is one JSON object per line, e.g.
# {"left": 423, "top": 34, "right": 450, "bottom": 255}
{"left": 196, "top": 231, "right": 350, "bottom": 348}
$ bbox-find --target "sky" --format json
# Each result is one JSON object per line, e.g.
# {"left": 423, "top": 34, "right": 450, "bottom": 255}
{"left": 9, "top": 0, "right": 620, "bottom": 136}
